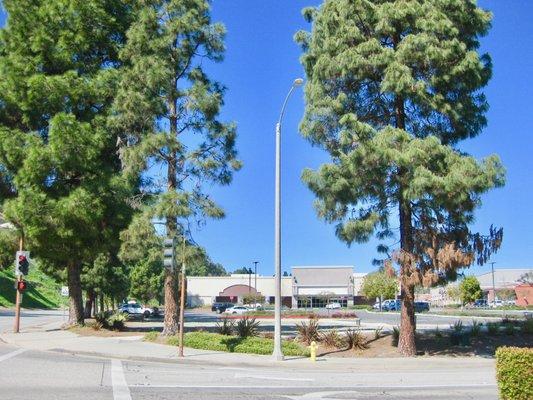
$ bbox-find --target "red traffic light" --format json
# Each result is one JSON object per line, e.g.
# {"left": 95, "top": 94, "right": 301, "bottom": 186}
{"left": 17, "top": 280, "right": 27, "bottom": 292}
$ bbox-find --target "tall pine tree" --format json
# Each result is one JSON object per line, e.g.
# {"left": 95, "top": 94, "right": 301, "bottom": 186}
{"left": 0, "top": 0, "right": 134, "bottom": 324}
{"left": 296, "top": 0, "right": 504, "bottom": 355}
{"left": 113, "top": 0, "right": 240, "bottom": 335}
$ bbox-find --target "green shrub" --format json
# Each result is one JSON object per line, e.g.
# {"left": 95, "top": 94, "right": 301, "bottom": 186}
{"left": 296, "top": 318, "right": 320, "bottom": 345}
{"left": 235, "top": 317, "right": 260, "bottom": 338}
{"left": 106, "top": 311, "right": 128, "bottom": 331}
{"left": 374, "top": 326, "right": 383, "bottom": 340}
{"left": 450, "top": 320, "right": 463, "bottom": 333}
{"left": 144, "top": 331, "right": 159, "bottom": 342}
{"left": 171, "top": 332, "right": 309, "bottom": 356}
{"left": 391, "top": 326, "right": 400, "bottom": 347}
{"left": 216, "top": 317, "right": 235, "bottom": 336}
{"left": 521, "top": 319, "right": 533, "bottom": 334}
{"left": 470, "top": 320, "right": 482, "bottom": 337}
{"left": 504, "top": 323, "right": 515, "bottom": 335}
{"left": 345, "top": 329, "right": 367, "bottom": 350}
{"left": 434, "top": 326, "right": 443, "bottom": 339}
{"left": 487, "top": 322, "right": 500, "bottom": 335}
{"left": 496, "top": 347, "right": 533, "bottom": 400}
{"left": 450, "top": 331, "right": 470, "bottom": 346}
{"left": 94, "top": 311, "right": 110, "bottom": 326}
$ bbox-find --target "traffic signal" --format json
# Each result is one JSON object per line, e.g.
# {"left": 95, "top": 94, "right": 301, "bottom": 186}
{"left": 17, "top": 280, "right": 27, "bottom": 293}
{"left": 15, "top": 251, "right": 30, "bottom": 276}
{"left": 163, "top": 238, "right": 175, "bottom": 270}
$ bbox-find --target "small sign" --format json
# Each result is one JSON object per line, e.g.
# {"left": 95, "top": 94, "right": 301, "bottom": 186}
{"left": 60, "top": 286, "right": 69, "bottom": 297}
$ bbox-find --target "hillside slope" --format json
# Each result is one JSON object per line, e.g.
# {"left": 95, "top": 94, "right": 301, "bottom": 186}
{"left": 0, "top": 266, "right": 68, "bottom": 309}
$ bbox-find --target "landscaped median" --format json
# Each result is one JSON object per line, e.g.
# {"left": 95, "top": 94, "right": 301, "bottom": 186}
{"left": 222, "top": 310, "right": 358, "bottom": 319}
{"left": 145, "top": 331, "right": 310, "bottom": 357}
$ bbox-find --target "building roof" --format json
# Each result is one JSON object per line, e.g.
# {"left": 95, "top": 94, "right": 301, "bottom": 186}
{"left": 292, "top": 265, "right": 355, "bottom": 270}
{"left": 476, "top": 268, "right": 532, "bottom": 288}
{"left": 292, "top": 266, "right": 354, "bottom": 287}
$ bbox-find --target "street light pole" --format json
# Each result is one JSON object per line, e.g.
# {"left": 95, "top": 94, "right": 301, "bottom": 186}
{"left": 273, "top": 78, "right": 304, "bottom": 361}
{"left": 253, "top": 261, "right": 258, "bottom": 291}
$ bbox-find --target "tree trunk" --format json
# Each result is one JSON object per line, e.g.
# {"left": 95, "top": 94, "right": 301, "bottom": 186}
{"left": 99, "top": 293, "right": 104, "bottom": 314}
{"left": 162, "top": 94, "right": 180, "bottom": 336}
{"left": 393, "top": 57, "right": 417, "bottom": 355}
{"left": 67, "top": 262, "right": 84, "bottom": 326}
{"left": 398, "top": 194, "right": 417, "bottom": 356}
{"left": 93, "top": 295, "right": 98, "bottom": 316}
{"left": 84, "top": 289, "right": 95, "bottom": 318}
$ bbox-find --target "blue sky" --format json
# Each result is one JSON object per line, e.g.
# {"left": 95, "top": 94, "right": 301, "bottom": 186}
{"left": 1, "top": 1, "right": 532, "bottom": 277}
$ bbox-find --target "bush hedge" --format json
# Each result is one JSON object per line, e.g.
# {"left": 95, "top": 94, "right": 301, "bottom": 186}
{"left": 496, "top": 346, "right": 533, "bottom": 400}
{"left": 167, "top": 331, "right": 309, "bottom": 357}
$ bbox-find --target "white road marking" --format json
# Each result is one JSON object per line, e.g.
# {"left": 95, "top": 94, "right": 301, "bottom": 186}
{"left": 111, "top": 359, "right": 132, "bottom": 400}
{"left": 0, "top": 348, "right": 27, "bottom": 362}
{"left": 235, "top": 373, "right": 314, "bottom": 382}
{"left": 218, "top": 367, "right": 252, "bottom": 371}
{"left": 129, "top": 383, "right": 497, "bottom": 389}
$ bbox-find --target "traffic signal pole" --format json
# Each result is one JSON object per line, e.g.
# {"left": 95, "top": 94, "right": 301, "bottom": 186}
{"left": 13, "top": 237, "right": 23, "bottom": 333}
{"left": 178, "top": 237, "right": 186, "bottom": 357}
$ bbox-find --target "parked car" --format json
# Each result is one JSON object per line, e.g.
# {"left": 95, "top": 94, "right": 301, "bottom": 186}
{"left": 490, "top": 300, "right": 504, "bottom": 308}
{"left": 387, "top": 299, "right": 401, "bottom": 311}
{"left": 118, "top": 303, "right": 145, "bottom": 319}
{"left": 325, "top": 302, "right": 342, "bottom": 310}
{"left": 246, "top": 303, "right": 263, "bottom": 310}
{"left": 473, "top": 299, "right": 488, "bottom": 308}
{"left": 121, "top": 300, "right": 154, "bottom": 318}
{"left": 211, "top": 302, "right": 234, "bottom": 314}
{"left": 373, "top": 299, "right": 395, "bottom": 310}
{"left": 224, "top": 305, "right": 249, "bottom": 315}
{"left": 373, "top": 299, "right": 396, "bottom": 311}
{"left": 414, "top": 301, "right": 430, "bottom": 312}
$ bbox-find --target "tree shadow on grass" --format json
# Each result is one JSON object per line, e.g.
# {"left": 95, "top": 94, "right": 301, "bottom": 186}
{"left": 220, "top": 336, "right": 245, "bottom": 352}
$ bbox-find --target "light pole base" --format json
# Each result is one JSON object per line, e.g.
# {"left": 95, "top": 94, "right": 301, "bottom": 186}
{"left": 272, "top": 349, "right": 284, "bottom": 361}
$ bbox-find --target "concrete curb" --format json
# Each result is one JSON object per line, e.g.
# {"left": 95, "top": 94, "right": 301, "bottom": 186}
{"left": 44, "top": 346, "right": 495, "bottom": 370}
{"left": 363, "top": 309, "right": 503, "bottom": 320}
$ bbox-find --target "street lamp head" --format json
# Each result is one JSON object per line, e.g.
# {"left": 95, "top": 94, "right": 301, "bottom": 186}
{"left": 293, "top": 78, "right": 304, "bottom": 87}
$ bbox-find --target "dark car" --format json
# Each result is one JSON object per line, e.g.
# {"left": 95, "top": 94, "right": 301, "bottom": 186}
{"left": 414, "top": 301, "right": 430, "bottom": 312}
{"left": 386, "top": 300, "right": 429, "bottom": 312}
{"left": 211, "top": 302, "right": 234, "bottom": 314}
{"left": 386, "top": 299, "right": 401, "bottom": 311}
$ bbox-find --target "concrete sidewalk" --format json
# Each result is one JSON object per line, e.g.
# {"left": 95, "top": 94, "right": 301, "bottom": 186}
{"left": 0, "top": 324, "right": 497, "bottom": 374}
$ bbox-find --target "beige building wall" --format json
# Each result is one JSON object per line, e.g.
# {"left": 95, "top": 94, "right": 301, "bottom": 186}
{"left": 187, "top": 274, "right": 293, "bottom": 306}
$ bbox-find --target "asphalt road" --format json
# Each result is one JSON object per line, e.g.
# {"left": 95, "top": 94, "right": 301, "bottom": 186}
{"left": 0, "top": 342, "right": 498, "bottom": 400}
{"left": 0, "top": 307, "right": 508, "bottom": 337}
{"left": 0, "top": 308, "right": 65, "bottom": 333}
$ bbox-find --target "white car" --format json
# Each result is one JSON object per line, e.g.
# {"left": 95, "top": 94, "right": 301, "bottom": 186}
{"left": 325, "top": 302, "right": 342, "bottom": 310}
{"left": 121, "top": 301, "right": 152, "bottom": 318}
{"left": 119, "top": 303, "right": 145, "bottom": 319}
{"left": 246, "top": 303, "right": 263, "bottom": 310}
{"left": 224, "top": 305, "right": 249, "bottom": 315}
{"left": 490, "top": 300, "right": 504, "bottom": 308}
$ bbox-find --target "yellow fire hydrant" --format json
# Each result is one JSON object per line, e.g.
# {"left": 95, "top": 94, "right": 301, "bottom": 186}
{"left": 309, "top": 340, "right": 318, "bottom": 362}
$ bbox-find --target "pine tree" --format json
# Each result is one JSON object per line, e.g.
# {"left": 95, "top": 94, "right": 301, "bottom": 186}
{"left": 0, "top": 0, "right": 134, "bottom": 325}
{"left": 296, "top": 0, "right": 504, "bottom": 355}
{"left": 113, "top": 0, "right": 240, "bottom": 335}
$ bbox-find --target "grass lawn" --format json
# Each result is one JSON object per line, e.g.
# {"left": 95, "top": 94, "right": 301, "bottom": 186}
{"left": 147, "top": 331, "right": 310, "bottom": 357}
{"left": 0, "top": 267, "right": 67, "bottom": 309}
